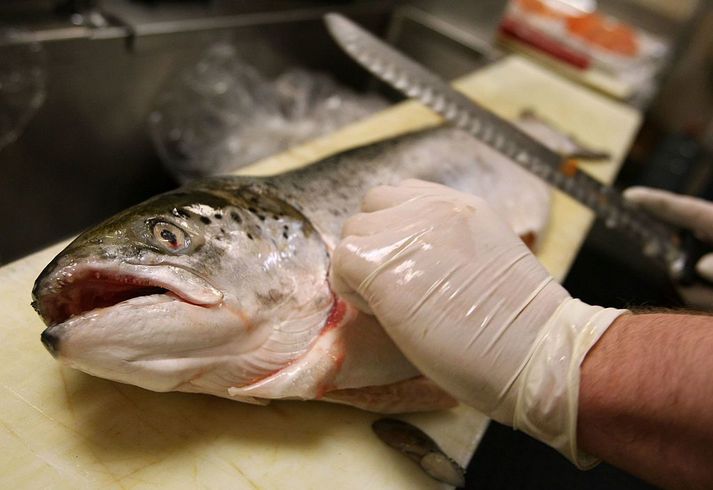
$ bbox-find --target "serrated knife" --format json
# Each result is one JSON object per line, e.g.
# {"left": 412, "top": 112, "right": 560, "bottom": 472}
{"left": 324, "top": 13, "right": 689, "bottom": 279}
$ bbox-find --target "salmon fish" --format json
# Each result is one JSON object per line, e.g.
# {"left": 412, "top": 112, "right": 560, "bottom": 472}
{"left": 32, "top": 127, "right": 550, "bottom": 413}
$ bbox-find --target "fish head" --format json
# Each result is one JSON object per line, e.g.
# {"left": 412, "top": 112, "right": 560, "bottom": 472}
{"left": 32, "top": 180, "right": 333, "bottom": 398}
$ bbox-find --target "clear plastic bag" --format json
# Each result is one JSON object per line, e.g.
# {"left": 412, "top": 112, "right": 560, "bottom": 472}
{"left": 0, "top": 29, "right": 46, "bottom": 152}
{"left": 149, "top": 43, "right": 386, "bottom": 181}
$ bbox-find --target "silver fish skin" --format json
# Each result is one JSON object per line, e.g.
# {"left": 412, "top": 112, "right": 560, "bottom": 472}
{"left": 32, "top": 127, "right": 550, "bottom": 411}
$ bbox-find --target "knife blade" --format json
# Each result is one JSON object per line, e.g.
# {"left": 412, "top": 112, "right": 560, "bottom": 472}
{"left": 324, "top": 13, "right": 686, "bottom": 278}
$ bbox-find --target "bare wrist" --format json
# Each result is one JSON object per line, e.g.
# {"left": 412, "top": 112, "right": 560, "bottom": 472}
{"left": 578, "top": 313, "right": 713, "bottom": 489}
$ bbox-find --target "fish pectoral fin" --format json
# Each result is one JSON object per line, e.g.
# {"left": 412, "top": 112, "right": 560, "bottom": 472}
{"left": 227, "top": 387, "right": 271, "bottom": 406}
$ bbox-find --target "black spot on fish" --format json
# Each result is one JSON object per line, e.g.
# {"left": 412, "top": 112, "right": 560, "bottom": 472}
{"left": 231, "top": 212, "right": 242, "bottom": 224}
{"left": 220, "top": 228, "right": 225, "bottom": 234}
{"left": 282, "top": 232, "right": 288, "bottom": 239}
{"left": 248, "top": 207, "right": 257, "bottom": 214}
{"left": 247, "top": 233, "right": 253, "bottom": 240}
{"left": 283, "top": 225, "right": 289, "bottom": 231}
{"left": 200, "top": 216, "right": 211, "bottom": 225}
{"left": 272, "top": 215, "right": 279, "bottom": 220}
{"left": 257, "top": 214, "right": 265, "bottom": 222}
{"left": 214, "top": 213, "right": 223, "bottom": 220}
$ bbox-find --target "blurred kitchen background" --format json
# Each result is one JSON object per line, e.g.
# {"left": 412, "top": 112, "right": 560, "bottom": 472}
{"left": 1, "top": 1, "right": 711, "bottom": 488}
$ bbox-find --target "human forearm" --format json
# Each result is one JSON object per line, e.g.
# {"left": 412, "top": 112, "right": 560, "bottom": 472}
{"left": 331, "top": 180, "right": 713, "bottom": 482}
{"left": 578, "top": 313, "right": 713, "bottom": 489}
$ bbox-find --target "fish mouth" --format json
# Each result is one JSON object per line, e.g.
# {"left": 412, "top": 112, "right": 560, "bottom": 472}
{"left": 34, "top": 262, "right": 224, "bottom": 327}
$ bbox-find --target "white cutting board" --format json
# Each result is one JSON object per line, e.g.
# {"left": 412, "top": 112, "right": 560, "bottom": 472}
{"left": 0, "top": 56, "right": 639, "bottom": 489}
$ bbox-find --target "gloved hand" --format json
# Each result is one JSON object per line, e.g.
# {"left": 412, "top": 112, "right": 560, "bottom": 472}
{"left": 624, "top": 186, "right": 713, "bottom": 282}
{"left": 330, "top": 179, "right": 628, "bottom": 468}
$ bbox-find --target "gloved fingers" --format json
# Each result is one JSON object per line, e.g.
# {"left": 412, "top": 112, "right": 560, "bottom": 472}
{"left": 341, "top": 205, "right": 425, "bottom": 238}
{"left": 329, "top": 270, "right": 374, "bottom": 314}
{"left": 695, "top": 253, "right": 713, "bottom": 283}
{"left": 329, "top": 235, "right": 378, "bottom": 314}
{"left": 624, "top": 187, "right": 713, "bottom": 243}
{"left": 360, "top": 179, "right": 462, "bottom": 213}
{"left": 342, "top": 210, "right": 392, "bottom": 239}
{"left": 331, "top": 225, "right": 426, "bottom": 313}
{"left": 359, "top": 184, "right": 422, "bottom": 213}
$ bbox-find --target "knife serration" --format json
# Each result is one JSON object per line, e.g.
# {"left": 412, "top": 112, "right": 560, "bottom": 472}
{"left": 325, "top": 13, "right": 684, "bottom": 276}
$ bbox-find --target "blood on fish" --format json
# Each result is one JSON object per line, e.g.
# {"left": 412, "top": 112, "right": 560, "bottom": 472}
{"left": 520, "top": 232, "right": 536, "bottom": 250}
{"left": 323, "top": 296, "right": 347, "bottom": 333}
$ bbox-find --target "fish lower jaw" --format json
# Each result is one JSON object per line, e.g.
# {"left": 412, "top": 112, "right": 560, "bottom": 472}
{"left": 46, "top": 292, "right": 181, "bottom": 328}
{"left": 35, "top": 263, "right": 223, "bottom": 326}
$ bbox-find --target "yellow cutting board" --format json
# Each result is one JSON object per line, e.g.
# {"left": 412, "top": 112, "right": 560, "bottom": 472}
{"left": 0, "top": 56, "right": 639, "bottom": 489}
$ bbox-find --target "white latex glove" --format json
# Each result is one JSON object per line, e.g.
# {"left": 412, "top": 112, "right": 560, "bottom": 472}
{"left": 330, "top": 179, "right": 628, "bottom": 468}
{"left": 624, "top": 186, "right": 713, "bottom": 281}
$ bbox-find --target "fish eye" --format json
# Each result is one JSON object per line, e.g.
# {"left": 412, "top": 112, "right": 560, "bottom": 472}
{"left": 151, "top": 221, "right": 190, "bottom": 252}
